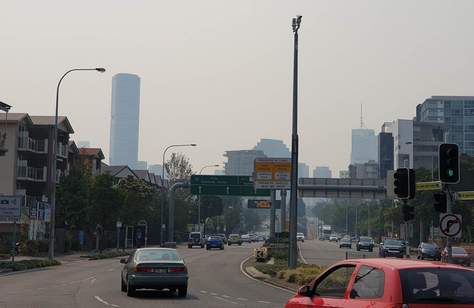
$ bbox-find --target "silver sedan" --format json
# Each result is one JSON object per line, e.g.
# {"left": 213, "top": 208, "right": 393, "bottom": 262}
{"left": 120, "top": 248, "right": 188, "bottom": 297}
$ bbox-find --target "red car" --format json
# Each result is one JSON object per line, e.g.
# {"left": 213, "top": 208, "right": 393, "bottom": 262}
{"left": 285, "top": 258, "right": 474, "bottom": 308}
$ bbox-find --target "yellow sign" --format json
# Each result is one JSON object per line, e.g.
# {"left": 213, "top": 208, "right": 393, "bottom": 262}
{"left": 254, "top": 158, "right": 291, "bottom": 189}
{"left": 416, "top": 181, "right": 442, "bottom": 191}
{"left": 457, "top": 191, "right": 474, "bottom": 201}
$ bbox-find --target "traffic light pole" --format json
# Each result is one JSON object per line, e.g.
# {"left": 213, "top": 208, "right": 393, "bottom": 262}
{"left": 402, "top": 199, "right": 410, "bottom": 258}
{"left": 270, "top": 190, "right": 276, "bottom": 239}
{"left": 444, "top": 184, "right": 453, "bottom": 261}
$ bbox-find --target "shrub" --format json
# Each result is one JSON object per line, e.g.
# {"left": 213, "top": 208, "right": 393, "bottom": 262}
{"left": 277, "top": 265, "right": 325, "bottom": 285}
{"left": 87, "top": 250, "right": 129, "bottom": 260}
{"left": 0, "top": 259, "right": 61, "bottom": 271}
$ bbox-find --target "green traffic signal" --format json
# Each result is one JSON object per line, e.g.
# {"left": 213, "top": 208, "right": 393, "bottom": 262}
{"left": 448, "top": 169, "right": 454, "bottom": 177}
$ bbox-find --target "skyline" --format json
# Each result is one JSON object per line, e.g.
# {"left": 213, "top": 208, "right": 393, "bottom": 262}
{"left": 2, "top": 1, "right": 474, "bottom": 174}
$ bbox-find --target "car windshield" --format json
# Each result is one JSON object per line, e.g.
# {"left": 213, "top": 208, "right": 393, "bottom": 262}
{"left": 209, "top": 236, "right": 221, "bottom": 240}
{"left": 422, "top": 243, "right": 437, "bottom": 249}
{"left": 385, "top": 239, "right": 403, "bottom": 245}
{"left": 399, "top": 268, "right": 474, "bottom": 304}
{"left": 452, "top": 247, "right": 467, "bottom": 254}
{"left": 136, "top": 249, "right": 180, "bottom": 262}
{"left": 190, "top": 233, "right": 201, "bottom": 239}
{"left": 359, "top": 237, "right": 372, "bottom": 241}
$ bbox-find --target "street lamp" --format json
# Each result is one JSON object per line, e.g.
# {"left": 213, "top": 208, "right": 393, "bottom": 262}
{"left": 48, "top": 67, "right": 105, "bottom": 261}
{"left": 160, "top": 143, "right": 197, "bottom": 245}
{"left": 288, "top": 15, "right": 302, "bottom": 269}
{"left": 197, "top": 164, "right": 220, "bottom": 233}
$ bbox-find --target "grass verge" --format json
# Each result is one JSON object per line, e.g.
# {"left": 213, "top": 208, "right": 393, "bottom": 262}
{"left": 0, "top": 259, "right": 61, "bottom": 272}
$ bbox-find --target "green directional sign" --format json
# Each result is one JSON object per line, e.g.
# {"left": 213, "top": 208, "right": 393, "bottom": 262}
{"left": 190, "top": 175, "right": 270, "bottom": 196}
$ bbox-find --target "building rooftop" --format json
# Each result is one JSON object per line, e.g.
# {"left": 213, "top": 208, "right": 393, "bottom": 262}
{"left": 0, "top": 113, "right": 33, "bottom": 125}
{"left": 79, "top": 148, "right": 105, "bottom": 160}
{"left": 30, "top": 115, "right": 74, "bottom": 133}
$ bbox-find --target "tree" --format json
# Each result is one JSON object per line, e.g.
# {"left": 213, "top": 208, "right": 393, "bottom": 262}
{"left": 118, "top": 176, "right": 155, "bottom": 226}
{"left": 89, "top": 174, "right": 122, "bottom": 230}
{"left": 165, "top": 152, "right": 193, "bottom": 185}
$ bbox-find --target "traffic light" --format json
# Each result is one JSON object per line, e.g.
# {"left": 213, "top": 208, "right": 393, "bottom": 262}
{"left": 402, "top": 203, "right": 415, "bottom": 221}
{"left": 439, "top": 143, "right": 460, "bottom": 184}
{"left": 394, "top": 168, "right": 409, "bottom": 199}
{"left": 433, "top": 192, "right": 447, "bottom": 213}
{"left": 409, "top": 169, "right": 416, "bottom": 200}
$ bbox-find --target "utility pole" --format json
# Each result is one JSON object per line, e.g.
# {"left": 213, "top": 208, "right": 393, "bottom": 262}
{"left": 270, "top": 190, "right": 276, "bottom": 239}
{"left": 288, "top": 15, "right": 302, "bottom": 269}
{"left": 281, "top": 190, "right": 287, "bottom": 232}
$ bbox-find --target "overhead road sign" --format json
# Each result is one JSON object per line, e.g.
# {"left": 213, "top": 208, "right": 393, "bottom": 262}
{"left": 439, "top": 213, "right": 462, "bottom": 238}
{"left": 0, "top": 196, "right": 21, "bottom": 220}
{"left": 416, "top": 181, "right": 442, "bottom": 191}
{"left": 298, "top": 178, "right": 386, "bottom": 199}
{"left": 190, "top": 175, "right": 270, "bottom": 196}
{"left": 456, "top": 191, "right": 474, "bottom": 201}
{"left": 254, "top": 158, "right": 291, "bottom": 189}
{"left": 248, "top": 199, "right": 281, "bottom": 209}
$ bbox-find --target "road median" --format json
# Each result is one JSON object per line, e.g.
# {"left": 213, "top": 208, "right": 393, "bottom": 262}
{"left": 0, "top": 259, "right": 61, "bottom": 274}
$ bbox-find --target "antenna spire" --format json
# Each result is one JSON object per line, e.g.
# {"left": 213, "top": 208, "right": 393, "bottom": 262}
{"left": 360, "top": 104, "right": 364, "bottom": 128}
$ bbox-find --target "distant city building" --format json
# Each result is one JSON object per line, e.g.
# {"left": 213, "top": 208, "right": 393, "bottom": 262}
{"left": 148, "top": 164, "right": 163, "bottom": 177}
{"left": 313, "top": 166, "right": 332, "bottom": 178}
{"left": 349, "top": 160, "right": 378, "bottom": 179}
{"left": 351, "top": 128, "right": 378, "bottom": 164}
{"left": 413, "top": 121, "right": 445, "bottom": 172}
{"left": 298, "top": 162, "right": 310, "bottom": 178}
{"left": 253, "top": 138, "right": 290, "bottom": 158}
{"left": 109, "top": 73, "right": 140, "bottom": 168}
{"left": 378, "top": 131, "right": 394, "bottom": 179}
{"left": 417, "top": 96, "right": 474, "bottom": 156}
{"left": 76, "top": 140, "right": 90, "bottom": 148}
{"left": 136, "top": 160, "right": 147, "bottom": 170}
{"left": 392, "top": 119, "right": 414, "bottom": 169}
{"left": 339, "top": 170, "right": 350, "bottom": 178}
{"left": 224, "top": 150, "right": 266, "bottom": 176}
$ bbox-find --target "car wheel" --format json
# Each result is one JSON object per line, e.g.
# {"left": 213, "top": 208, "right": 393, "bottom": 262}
{"left": 200, "top": 244, "right": 204, "bottom": 248}
{"left": 127, "top": 280, "right": 136, "bottom": 297}
{"left": 239, "top": 243, "right": 242, "bottom": 246}
{"left": 206, "top": 246, "right": 210, "bottom": 250}
{"left": 228, "top": 243, "right": 231, "bottom": 246}
{"left": 220, "top": 246, "right": 224, "bottom": 250}
{"left": 302, "top": 240, "right": 304, "bottom": 242}
{"left": 369, "top": 248, "right": 373, "bottom": 252}
{"left": 178, "top": 286, "right": 187, "bottom": 298}
{"left": 188, "top": 245, "right": 192, "bottom": 248}
{"left": 121, "top": 278, "right": 127, "bottom": 292}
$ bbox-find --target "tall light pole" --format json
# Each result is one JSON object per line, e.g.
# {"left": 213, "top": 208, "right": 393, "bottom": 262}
{"left": 289, "top": 15, "right": 302, "bottom": 269}
{"left": 49, "top": 68, "right": 105, "bottom": 261}
{"left": 198, "top": 164, "right": 220, "bottom": 232}
{"left": 160, "top": 143, "right": 197, "bottom": 245}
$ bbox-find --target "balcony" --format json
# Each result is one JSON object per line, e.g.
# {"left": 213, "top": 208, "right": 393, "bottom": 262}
{"left": 57, "top": 142, "right": 67, "bottom": 158}
{"left": 18, "top": 137, "right": 47, "bottom": 154}
{"left": 17, "top": 165, "right": 47, "bottom": 182}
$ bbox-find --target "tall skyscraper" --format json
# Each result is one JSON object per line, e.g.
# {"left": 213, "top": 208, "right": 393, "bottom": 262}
{"left": 109, "top": 73, "right": 140, "bottom": 167}
{"left": 223, "top": 150, "right": 266, "bottom": 176}
{"left": 351, "top": 128, "right": 378, "bottom": 164}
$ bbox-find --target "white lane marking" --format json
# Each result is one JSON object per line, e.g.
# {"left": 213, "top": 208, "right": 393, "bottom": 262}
{"left": 239, "top": 255, "right": 294, "bottom": 294}
{"left": 94, "top": 295, "right": 120, "bottom": 307}
{"left": 200, "top": 290, "right": 208, "bottom": 294}
{"left": 107, "top": 268, "right": 115, "bottom": 272}
{"left": 257, "top": 300, "right": 272, "bottom": 304}
{"left": 215, "top": 296, "right": 239, "bottom": 305}
{"left": 298, "top": 243, "right": 308, "bottom": 264}
{"left": 236, "top": 297, "right": 248, "bottom": 301}
{"left": 90, "top": 278, "right": 96, "bottom": 285}
{"left": 222, "top": 294, "right": 231, "bottom": 298}
{"left": 210, "top": 292, "right": 218, "bottom": 296}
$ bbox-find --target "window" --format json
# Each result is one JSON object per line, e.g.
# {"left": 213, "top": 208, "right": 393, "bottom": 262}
{"left": 399, "top": 268, "right": 474, "bottom": 304}
{"left": 314, "top": 265, "right": 355, "bottom": 298}
{"left": 136, "top": 249, "right": 180, "bottom": 261}
{"left": 350, "top": 266, "right": 384, "bottom": 299}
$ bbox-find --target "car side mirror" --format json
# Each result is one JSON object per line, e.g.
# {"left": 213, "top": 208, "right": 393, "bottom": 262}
{"left": 380, "top": 242, "right": 383, "bottom": 246}
{"left": 120, "top": 258, "right": 128, "bottom": 264}
{"left": 297, "top": 285, "right": 313, "bottom": 297}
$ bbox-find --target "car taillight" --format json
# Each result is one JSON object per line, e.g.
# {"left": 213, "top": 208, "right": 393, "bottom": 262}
{"left": 134, "top": 267, "right": 153, "bottom": 273}
{"left": 169, "top": 266, "right": 187, "bottom": 273}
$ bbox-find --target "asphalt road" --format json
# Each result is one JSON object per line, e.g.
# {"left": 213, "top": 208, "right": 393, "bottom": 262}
{"left": 0, "top": 243, "right": 293, "bottom": 308}
{"left": 299, "top": 239, "right": 379, "bottom": 266}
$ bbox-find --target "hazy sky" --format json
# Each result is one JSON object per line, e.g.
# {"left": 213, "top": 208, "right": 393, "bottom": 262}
{"left": 2, "top": 1, "right": 474, "bottom": 174}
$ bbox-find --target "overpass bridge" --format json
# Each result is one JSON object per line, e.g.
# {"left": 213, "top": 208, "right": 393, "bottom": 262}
{"left": 298, "top": 177, "right": 387, "bottom": 200}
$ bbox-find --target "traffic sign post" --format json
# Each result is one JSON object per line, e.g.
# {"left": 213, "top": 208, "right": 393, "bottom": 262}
{"left": 416, "top": 181, "right": 442, "bottom": 191}
{"left": 254, "top": 158, "right": 291, "bottom": 189}
{"left": 456, "top": 191, "right": 474, "bottom": 201}
{"left": 439, "top": 213, "right": 462, "bottom": 238}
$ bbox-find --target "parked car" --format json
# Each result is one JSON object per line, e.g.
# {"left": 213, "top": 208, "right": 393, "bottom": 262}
{"left": 285, "top": 258, "right": 474, "bottom": 307}
{"left": 206, "top": 236, "right": 224, "bottom": 250}
{"left": 417, "top": 242, "right": 441, "bottom": 261}
{"left": 297, "top": 232, "right": 305, "bottom": 242}
{"left": 120, "top": 248, "right": 188, "bottom": 297}
{"left": 356, "top": 236, "right": 374, "bottom": 252}
{"left": 442, "top": 247, "right": 471, "bottom": 267}
{"left": 187, "top": 232, "right": 205, "bottom": 248}
{"left": 215, "top": 233, "right": 227, "bottom": 244}
{"left": 249, "top": 234, "right": 258, "bottom": 242}
{"left": 256, "top": 235, "right": 265, "bottom": 242}
{"left": 228, "top": 234, "right": 242, "bottom": 246}
{"left": 241, "top": 234, "right": 250, "bottom": 243}
{"left": 329, "top": 234, "right": 338, "bottom": 242}
{"left": 339, "top": 237, "right": 352, "bottom": 249}
{"left": 379, "top": 238, "right": 405, "bottom": 258}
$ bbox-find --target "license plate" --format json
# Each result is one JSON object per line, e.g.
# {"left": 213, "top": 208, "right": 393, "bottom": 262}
{"left": 153, "top": 268, "right": 167, "bottom": 273}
